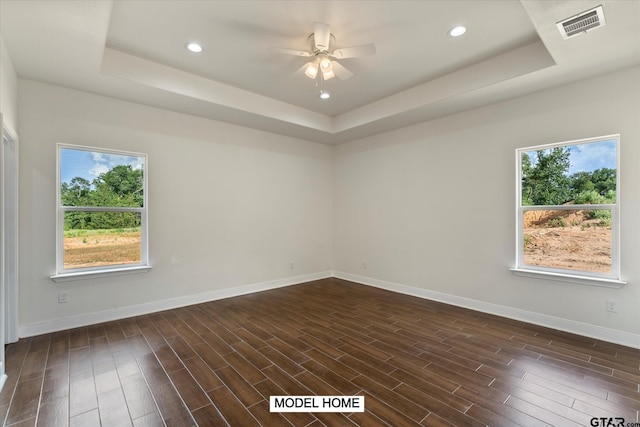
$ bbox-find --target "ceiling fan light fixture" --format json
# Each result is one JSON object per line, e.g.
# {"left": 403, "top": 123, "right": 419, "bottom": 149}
{"left": 319, "top": 91, "right": 330, "bottom": 100}
{"left": 320, "top": 55, "right": 335, "bottom": 80}
{"left": 448, "top": 25, "right": 467, "bottom": 37}
{"left": 322, "top": 68, "right": 335, "bottom": 80}
{"left": 185, "top": 42, "right": 203, "bottom": 53}
{"left": 304, "top": 62, "right": 319, "bottom": 79}
{"left": 319, "top": 56, "right": 332, "bottom": 70}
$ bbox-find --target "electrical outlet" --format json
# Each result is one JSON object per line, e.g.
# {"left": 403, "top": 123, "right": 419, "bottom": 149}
{"left": 58, "top": 290, "right": 69, "bottom": 304}
{"left": 606, "top": 299, "right": 618, "bottom": 313}
{"left": 290, "top": 262, "right": 295, "bottom": 270}
{"left": 363, "top": 261, "right": 368, "bottom": 269}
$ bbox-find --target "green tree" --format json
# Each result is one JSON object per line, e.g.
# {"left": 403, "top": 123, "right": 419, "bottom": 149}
{"left": 569, "top": 167, "right": 616, "bottom": 203}
{"left": 590, "top": 167, "right": 616, "bottom": 196}
{"left": 92, "top": 165, "right": 143, "bottom": 207}
{"left": 521, "top": 153, "right": 533, "bottom": 205}
{"left": 568, "top": 171, "right": 595, "bottom": 196}
{"left": 61, "top": 177, "right": 91, "bottom": 206}
{"left": 61, "top": 177, "right": 93, "bottom": 230}
{"left": 62, "top": 164, "right": 144, "bottom": 230}
{"left": 521, "top": 147, "right": 571, "bottom": 205}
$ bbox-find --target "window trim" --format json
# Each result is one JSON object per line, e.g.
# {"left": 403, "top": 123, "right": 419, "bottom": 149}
{"left": 51, "top": 144, "right": 150, "bottom": 280}
{"left": 512, "top": 134, "right": 625, "bottom": 286}
{"left": 50, "top": 265, "right": 152, "bottom": 283}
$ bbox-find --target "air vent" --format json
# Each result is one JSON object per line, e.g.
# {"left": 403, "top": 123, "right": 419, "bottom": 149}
{"left": 557, "top": 5, "right": 606, "bottom": 39}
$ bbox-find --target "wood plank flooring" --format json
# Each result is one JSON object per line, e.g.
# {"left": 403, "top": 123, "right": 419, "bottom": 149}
{"left": 1, "top": 278, "right": 639, "bottom": 426}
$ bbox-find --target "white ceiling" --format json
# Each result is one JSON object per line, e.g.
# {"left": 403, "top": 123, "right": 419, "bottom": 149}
{"left": 1, "top": 0, "right": 639, "bottom": 145}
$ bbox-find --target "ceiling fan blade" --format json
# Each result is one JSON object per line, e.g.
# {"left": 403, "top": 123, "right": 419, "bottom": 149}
{"left": 331, "top": 61, "right": 353, "bottom": 80}
{"left": 293, "top": 63, "right": 308, "bottom": 76}
{"left": 313, "top": 22, "right": 331, "bottom": 51}
{"left": 269, "top": 47, "right": 313, "bottom": 57}
{"left": 294, "top": 62, "right": 320, "bottom": 79}
{"left": 331, "top": 43, "right": 376, "bottom": 59}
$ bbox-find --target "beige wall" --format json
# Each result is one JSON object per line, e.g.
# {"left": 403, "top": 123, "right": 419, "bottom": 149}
{"left": 16, "top": 65, "right": 640, "bottom": 346}
{"left": 334, "top": 66, "right": 640, "bottom": 344}
{"left": 0, "top": 36, "right": 17, "bottom": 132}
{"left": 18, "top": 79, "right": 333, "bottom": 332}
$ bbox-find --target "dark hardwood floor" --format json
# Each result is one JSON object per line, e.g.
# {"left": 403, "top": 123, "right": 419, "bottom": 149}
{"left": 1, "top": 278, "right": 639, "bottom": 426}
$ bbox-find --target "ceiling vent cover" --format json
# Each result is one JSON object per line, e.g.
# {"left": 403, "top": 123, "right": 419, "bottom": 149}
{"left": 557, "top": 5, "right": 606, "bottom": 39}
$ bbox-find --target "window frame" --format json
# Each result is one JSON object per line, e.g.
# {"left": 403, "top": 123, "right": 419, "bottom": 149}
{"left": 512, "top": 134, "right": 625, "bottom": 286}
{"left": 51, "top": 144, "right": 150, "bottom": 281}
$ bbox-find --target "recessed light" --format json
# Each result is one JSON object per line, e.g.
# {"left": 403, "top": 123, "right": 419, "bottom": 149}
{"left": 319, "top": 91, "right": 330, "bottom": 100}
{"left": 186, "top": 42, "right": 203, "bottom": 53}
{"left": 448, "top": 26, "right": 467, "bottom": 37}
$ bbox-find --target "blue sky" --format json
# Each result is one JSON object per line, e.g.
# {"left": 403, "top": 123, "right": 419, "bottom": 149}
{"left": 525, "top": 139, "right": 616, "bottom": 175}
{"left": 60, "top": 148, "right": 144, "bottom": 185}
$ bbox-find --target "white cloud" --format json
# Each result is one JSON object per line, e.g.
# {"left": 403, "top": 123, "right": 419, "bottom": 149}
{"left": 89, "top": 153, "right": 144, "bottom": 178}
{"left": 130, "top": 158, "right": 144, "bottom": 170}
{"left": 568, "top": 140, "right": 616, "bottom": 174}
{"left": 89, "top": 163, "right": 110, "bottom": 177}
{"left": 92, "top": 152, "right": 106, "bottom": 163}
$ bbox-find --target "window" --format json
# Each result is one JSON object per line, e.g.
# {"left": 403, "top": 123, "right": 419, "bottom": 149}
{"left": 53, "top": 144, "right": 149, "bottom": 280}
{"left": 514, "top": 135, "right": 623, "bottom": 285}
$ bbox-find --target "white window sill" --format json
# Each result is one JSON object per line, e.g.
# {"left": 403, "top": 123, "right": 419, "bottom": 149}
{"left": 51, "top": 265, "right": 152, "bottom": 282}
{"left": 510, "top": 268, "right": 626, "bottom": 288}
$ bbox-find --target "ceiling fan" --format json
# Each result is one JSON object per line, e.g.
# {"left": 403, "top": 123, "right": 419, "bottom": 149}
{"left": 270, "top": 22, "right": 376, "bottom": 81}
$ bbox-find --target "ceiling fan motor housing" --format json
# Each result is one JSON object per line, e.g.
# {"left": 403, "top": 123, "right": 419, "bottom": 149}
{"left": 308, "top": 33, "right": 335, "bottom": 54}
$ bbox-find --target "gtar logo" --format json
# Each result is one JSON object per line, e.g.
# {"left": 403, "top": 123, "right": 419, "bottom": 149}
{"left": 589, "top": 418, "right": 625, "bottom": 427}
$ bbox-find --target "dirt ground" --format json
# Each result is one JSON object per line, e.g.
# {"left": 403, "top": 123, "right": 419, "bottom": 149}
{"left": 64, "top": 231, "right": 140, "bottom": 269}
{"left": 523, "top": 210, "right": 611, "bottom": 273}
{"left": 63, "top": 217, "right": 610, "bottom": 273}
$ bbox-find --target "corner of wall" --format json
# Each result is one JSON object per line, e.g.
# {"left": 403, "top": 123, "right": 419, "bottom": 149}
{"left": 0, "top": 34, "right": 18, "bottom": 132}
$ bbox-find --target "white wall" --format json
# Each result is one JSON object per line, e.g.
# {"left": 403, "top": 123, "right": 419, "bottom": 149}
{"left": 16, "top": 66, "right": 640, "bottom": 347}
{"left": 18, "top": 79, "right": 333, "bottom": 333}
{"left": 0, "top": 33, "right": 18, "bottom": 388}
{"left": 0, "top": 35, "right": 17, "bottom": 132}
{"left": 334, "top": 66, "right": 640, "bottom": 346}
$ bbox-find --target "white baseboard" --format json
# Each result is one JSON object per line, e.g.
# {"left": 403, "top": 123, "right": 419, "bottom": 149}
{"left": 19, "top": 271, "right": 333, "bottom": 338}
{"left": 333, "top": 271, "right": 640, "bottom": 349}
{"left": 20, "top": 269, "right": 640, "bottom": 349}
{"left": 0, "top": 374, "right": 6, "bottom": 394}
